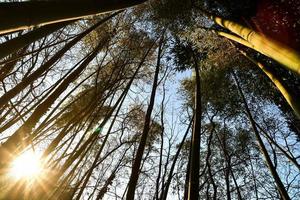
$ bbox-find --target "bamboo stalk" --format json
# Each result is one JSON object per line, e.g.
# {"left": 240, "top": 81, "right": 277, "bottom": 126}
{"left": 218, "top": 31, "right": 254, "bottom": 49}
{"left": 215, "top": 17, "right": 300, "bottom": 75}
{"left": 239, "top": 50, "right": 300, "bottom": 119}
{"left": 219, "top": 32, "right": 300, "bottom": 119}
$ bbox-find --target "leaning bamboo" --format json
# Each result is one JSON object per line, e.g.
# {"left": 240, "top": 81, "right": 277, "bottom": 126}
{"left": 220, "top": 32, "right": 300, "bottom": 119}
{"left": 215, "top": 17, "right": 300, "bottom": 75}
{"left": 239, "top": 50, "right": 300, "bottom": 119}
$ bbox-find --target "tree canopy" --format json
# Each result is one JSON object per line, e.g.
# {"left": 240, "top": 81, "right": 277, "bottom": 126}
{"left": 0, "top": 0, "right": 299, "bottom": 200}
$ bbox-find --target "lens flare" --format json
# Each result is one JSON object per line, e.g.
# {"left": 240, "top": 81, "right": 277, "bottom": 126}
{"left": 9, "top": 150, "right": 42, "bottom": 180}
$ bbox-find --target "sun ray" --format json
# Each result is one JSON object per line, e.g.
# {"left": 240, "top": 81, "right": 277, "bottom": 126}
{"left": 9, "top": 150, "right": 42, "bottom": 181}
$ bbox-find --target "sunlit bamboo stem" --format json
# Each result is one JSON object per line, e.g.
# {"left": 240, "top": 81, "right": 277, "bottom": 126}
{"left": 215, "top": 17, "right": 300, "bottom": 75}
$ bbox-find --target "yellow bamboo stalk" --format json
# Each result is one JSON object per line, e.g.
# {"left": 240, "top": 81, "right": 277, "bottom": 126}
{"left": 217, "top": 31, "right": 300, "bottom": 119}
{"left": 214, "top": 16, "right": 300, "bottom": 76}
{"left": 218, "top": 31, "right": 255, "bottom": 50}
{"left": 240, "top": 50, "right": 300, "bottom": 119}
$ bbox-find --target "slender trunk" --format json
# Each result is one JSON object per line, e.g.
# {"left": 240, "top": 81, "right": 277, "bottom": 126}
{"left": 41, "top": 78, "right": 108, "bottom": 159}
{"left": 161, "top": 118, "right": 192, "bottom": 200}
{"left": 0, "top": 70, "right": 74, "bottom": 134}
{"left": 56, "top": 60, "right": 144, "bottom": 181}
{"left": 206, "top": 120, "right": 217, "bottom": 200}
{"left": 237, "top": 48, "right": 300, "bottom": 120}
{"left": 0, "top": 0, "right": 146, "bottom": 34}
{"left": 74, "top": 93, "right": 127, "bottom": 200}
{"left": 155, "top": 83, "right": 166, "bottom": 200}
{"left": 94, "top": 150, "right": 127, "bottom": 200}
{"left": 224, "top": 165, "right": 231, "bottom": 200}
{"left": 229, "top": 164, "right": 242, "bottom": 200}
{"left": 126, "top": 35, "right": 163, "bottom": 200}
{"left": 54, "top": 40, "right": 154, "bottom": 186}
{"left": 0, "top": 39, "right": 107, "bottom": 171}
{"left": 188, "top": 53, "right": 201, "bottom": 200}
{"left": 232, "top": 71, "right": 291, "bottom": 200}
{"left": 249, "top": 154, "right": 259, "bottom": 200}
{"left": 0, "top": 12, "right": 119, "bottom": 108}
{"left": 0, "top": 20, "right": 73, "bottom": 60}
{"left": 155, "top": 130, "right": 164, "bottom": 200}
{"left": 216, "top": 122, "right": 242, "bottom": 200}
{"left": 255, "top": 122, "right": 300, "bottom": 170}
{"left": 0, "top": 46, "right": 28, "bottom": 81}
{"left": 222, "top": 135, "right": 231, "bottom": 200}
{"left": 0, "top": 34, "right": 76, "bottom": 66}
{"left": 184, "top": 144, "right": 192, "bottom": 200}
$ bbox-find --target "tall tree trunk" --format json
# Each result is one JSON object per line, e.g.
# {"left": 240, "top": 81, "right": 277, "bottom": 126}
{"left": 232, "top": 71, "right": 291, "bottom": 200}
{"left": 41, "top": 74, "right": 110, "bottom": 159}
{"left": 155, "top": 85, "right": 166, "bottom": 200}
{"left": 0, "top": 34, "right": 76, "bottom": 66}
{"left": 53, "top": 39, "right": 155, "bottom": 187}
{"left": 206, "top": 118, "right": 217, "bottom": 200}
{"left": 184, "top": 141, "right": 192, "bottom": 200}
{"left": 0, "top": 0, "right": 146, "bottom": 34}
{"left": 188, "top": 52, "right": 202, "bottom": 200}
{"left": 221, "top": 133, "right": 232, "bottom": 200}
{"left": 161, "top": 118, "right": 192, "bottom": 200}
{"left": 94, "top": 150, "right": 127, "bottom": 200}
{"left": 229, "top": 162, "right": 242, "bottom": 200}
{"left": 50, "top": 58, "right": 148, "bottom": 198}
{"left": 248, "top": 154, "right": 259, "bottom": 200}
{"left": 215, "top": 121, "right": 242, "bottom": 200}
{"left": 125, "top": 35, "right": 163, "bottom": 200}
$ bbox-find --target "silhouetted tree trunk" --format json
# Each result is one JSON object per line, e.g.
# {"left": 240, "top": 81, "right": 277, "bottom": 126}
{"left": 0, "top": 12, "right": 119, "bottom": 109}
{"left": 74, "top": 91, "right": 128, "bottom": 200}
{"left": 0, "top": 38, "right": 108, "bottom": 173}
{"left": 0, "top": 20, "right": 73, "bottom": 60}
{"left": 0, "top": 46, "right": 28, "bottom": 82}
{"left": 188, "top": 51, "right": 202, "bottom": 200}
{"left": 183, "top": 140, "right": 191, "bottom": 200}
{"left": 255, "top": 122, "right": 300, "bottom": 171}
{"left": 95, "top": 149, "right": 128, "bottom": 200}
{"left": 237, "top": 48, "right": 300, "bottom": 120}
{"left": 161, "top": 118, "right": 192, "bottom": 200}
{"left": 155, "top": 85, "right": 165, "bottom": 200}
{"left": 206, "top": 117, "right": 218, "bottom": 200}
{"left": 126, "top": 35, "right": 163, "bottom": 200}
{"left": 232, "top": 71, "right": 291, "bottom": 200}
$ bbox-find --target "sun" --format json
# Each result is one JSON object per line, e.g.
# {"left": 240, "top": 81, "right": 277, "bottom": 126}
{"left": 9, "top": 150, "right": 42, "bottom": 180}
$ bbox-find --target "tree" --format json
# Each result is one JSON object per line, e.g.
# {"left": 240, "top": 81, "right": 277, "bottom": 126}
{"left": 126, "top": 32, "right": 164, "bottom": 200}
{"left": 0, "top": 1, "right": 299, "bottom": 199}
